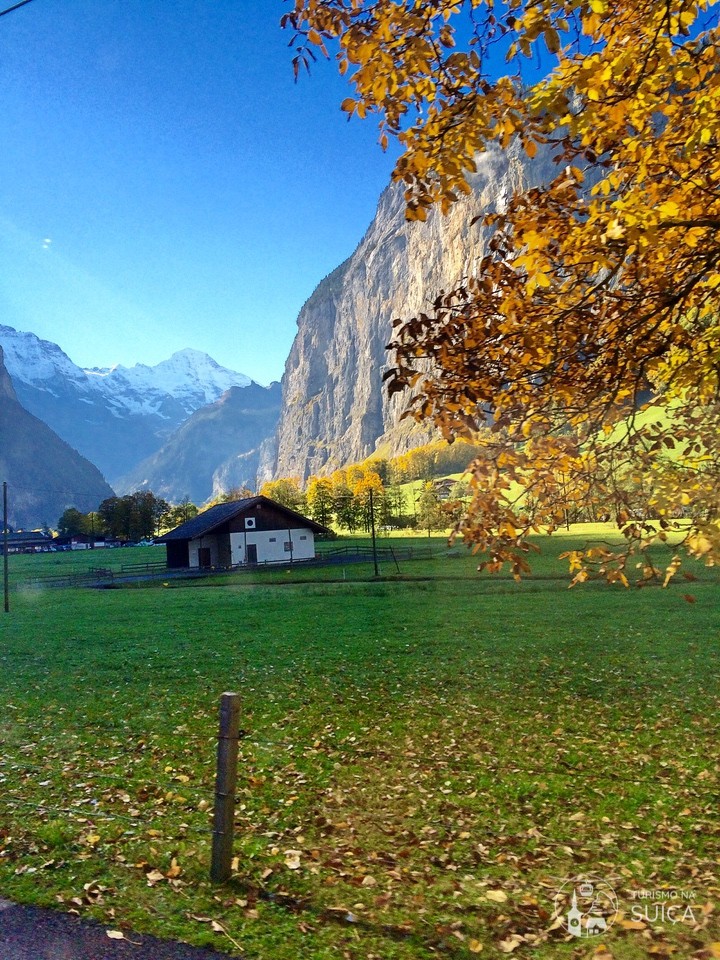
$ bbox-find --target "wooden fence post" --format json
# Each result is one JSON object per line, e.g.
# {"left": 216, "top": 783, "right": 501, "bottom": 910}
{"left": 210, "top": 691, "right": 240, "bottom": 882}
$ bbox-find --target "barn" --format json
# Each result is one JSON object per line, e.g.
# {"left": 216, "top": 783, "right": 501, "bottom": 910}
{"left": 157, "top": 496, "right": 330, "bottom": 570}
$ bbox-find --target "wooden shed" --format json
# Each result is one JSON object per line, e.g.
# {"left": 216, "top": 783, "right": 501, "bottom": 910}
{"left": 157, "top": 496, "right": 330, "bottom": 570}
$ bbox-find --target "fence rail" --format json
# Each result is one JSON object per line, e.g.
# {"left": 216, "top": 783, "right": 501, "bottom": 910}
{"left": 119, "top": 560, "right": 167, "bottom": 575}
{"left": 316, "top": 544, "right": 439, "bottom": 563}
{"left": 20, "top": 543, "right": 445, "bottom": 589}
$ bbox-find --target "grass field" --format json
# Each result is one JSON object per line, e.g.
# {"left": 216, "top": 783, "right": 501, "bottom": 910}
{"left": 1, "top": 530, "right": 718, "bottom": 958}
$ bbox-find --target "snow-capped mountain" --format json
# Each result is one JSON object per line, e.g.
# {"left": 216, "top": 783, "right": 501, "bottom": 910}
{"left": 0, "top": 324, "right": 259, "bottom": 487}
{"left": 84, "top": 349, "right": 252, "bottom": 419}
{"left": 0, "top": 326, "right": 251, "bottom": 419}
{"left": 0, "top": 345, "right": 114, "bottom": 529}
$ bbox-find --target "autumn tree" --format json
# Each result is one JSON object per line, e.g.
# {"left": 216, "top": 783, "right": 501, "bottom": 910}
{"left": 259, "top": 478, "right": 306, "bottom": 513}
{"left": 351, "top": 469, "right": 385, "bottom": 532}
{"left": 415, "top": 482, "right": 448, "bottom": 537}
{"left": 285, "top": 0, "right": 720, "bottom": 584}
{"left": 330, "top": 473, "right": 361, "bottom": 531}
{"left": 306, "top": 476, "right": 335, "bottom": 526}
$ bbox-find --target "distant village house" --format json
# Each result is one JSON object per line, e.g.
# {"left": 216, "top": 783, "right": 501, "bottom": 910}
{"left": 4, "top": 531, "right": 53, "bottom": 554}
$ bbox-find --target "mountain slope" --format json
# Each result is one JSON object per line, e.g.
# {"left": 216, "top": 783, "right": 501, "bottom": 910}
{"left": 118, "top": 382, "right": 282, "bottom": 503}
{"left": 0, "top": 327, "right": 253, "bottom": 486}
{"left": 0, "top": 347, "right": 114, "bottom": 529}
{"left": 260, "top": 139, "right": 558, "bottom": 482}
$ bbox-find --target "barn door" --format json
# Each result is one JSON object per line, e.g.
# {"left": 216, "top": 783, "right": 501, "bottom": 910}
{"left": 246, "top": 544, "right": 258, "bottom": 565}
{"left": 198, "top": 547, "right": 212, "bottom": 569}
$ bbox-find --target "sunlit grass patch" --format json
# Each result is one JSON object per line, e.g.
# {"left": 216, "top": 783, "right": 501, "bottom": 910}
{"left": 0, "top": 540, "right": 718, "bottom": 958}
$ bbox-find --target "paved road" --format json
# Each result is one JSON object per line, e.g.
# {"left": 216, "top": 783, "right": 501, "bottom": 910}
{"left": 0, "top": 900, "right": 233, "bottom": 960}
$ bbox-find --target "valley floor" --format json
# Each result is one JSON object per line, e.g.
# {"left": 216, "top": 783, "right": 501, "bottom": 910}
{"left": 1, "top": 529, "right": 718, "bottom": 959}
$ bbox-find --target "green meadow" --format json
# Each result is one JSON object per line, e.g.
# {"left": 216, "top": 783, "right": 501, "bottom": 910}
{"left": 0, "top": 530, "right": 718, "bottom": 959}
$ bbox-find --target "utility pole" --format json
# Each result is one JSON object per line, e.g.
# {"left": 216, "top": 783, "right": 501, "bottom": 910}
{"left": 369, "top": 488, "right": 379, "bottom": 577}
{"left": 3, "top": 481, "right": 9, "bottom": 613}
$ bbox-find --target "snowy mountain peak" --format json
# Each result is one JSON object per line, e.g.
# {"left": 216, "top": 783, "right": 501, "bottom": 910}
{"left": 89, "top": 351, "right": 253, "bottom": 415}
{"left": 0, "top": 323, "right": 87, "bottom": 387}
{"left": 0, "top": 324, "right": 252, "bottom": 413}
{"left": 0, "top": 323, "right": 257, "bottom": 483}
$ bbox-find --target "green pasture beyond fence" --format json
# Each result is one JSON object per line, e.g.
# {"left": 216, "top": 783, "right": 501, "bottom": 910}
{"left": 15, "top": 542, "right": 444, "bottom": 590}
{"left": 0, "top": 526, "right": 718, "bottom": 959}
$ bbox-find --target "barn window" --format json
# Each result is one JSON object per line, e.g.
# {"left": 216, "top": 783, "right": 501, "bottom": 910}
{"left": 299, "top": 535, "right": 307, "bottom": 541}
{"left": 269, "top": 537, "right": 276, "bottom": 542}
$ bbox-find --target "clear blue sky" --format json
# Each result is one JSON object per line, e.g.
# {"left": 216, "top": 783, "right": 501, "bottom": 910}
{"left": 0, "top": 1, "right": 399, "bottom": 384}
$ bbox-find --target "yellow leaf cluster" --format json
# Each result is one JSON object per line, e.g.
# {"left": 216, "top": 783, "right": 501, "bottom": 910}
{"left": 285, "top": 0, "right": 720, "bottom": 580}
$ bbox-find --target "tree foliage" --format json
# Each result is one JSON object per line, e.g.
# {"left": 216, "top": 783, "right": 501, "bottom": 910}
{"left": 415, "top": 482, "right": 448, "bottom": 536}
{"left": 285, "top": 0, "right": 720, "bottom": 583}
{"left": 98, "top": 492, "right": 170, "bottom": 542}
{"left": 57, "top": 507, "right": 89, "bottom": 538}
{"left": 259, "top": 478, "right": 306, "bottom": 514}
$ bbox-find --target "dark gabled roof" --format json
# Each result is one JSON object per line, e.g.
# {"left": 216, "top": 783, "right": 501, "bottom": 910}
{"left": 6, "top": 531, "right": 52, "bottom": 544}
{"left": 157, "top": 498, "right": 257, "bottom": 542}
{"left": 157, "top": 496, "right": 330, "bottom": 542}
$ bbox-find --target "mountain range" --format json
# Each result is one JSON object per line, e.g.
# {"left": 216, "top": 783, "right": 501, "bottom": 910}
{"left": 0, "top": 325, "right": 259, "bottom": 487}
{"left": 119, "top": 381, "right": 281, "bottom": 504}
{"left": 0, "top": 346, "right": 114, "bottom": 530}
{"left": 2, "top": 139, "right": 555, "bottom": 527}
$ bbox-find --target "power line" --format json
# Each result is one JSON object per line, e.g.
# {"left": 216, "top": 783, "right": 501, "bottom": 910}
{"left": 0, "top": 0, "right": 35, "bottom": 18}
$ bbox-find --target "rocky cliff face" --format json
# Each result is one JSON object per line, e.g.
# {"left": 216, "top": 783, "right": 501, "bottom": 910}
{"left": 0, "top": 346, "right": 17, "bottom": 401}
{"left": 117, "top": 382, "right": 282, "bottom": 504}
{"left": 261, "top": 141, "right": 557, "bottom": 482}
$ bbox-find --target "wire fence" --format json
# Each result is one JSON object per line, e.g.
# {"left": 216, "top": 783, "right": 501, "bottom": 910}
{"left": 16, "top": 544, "right": 446, "bottom": 589}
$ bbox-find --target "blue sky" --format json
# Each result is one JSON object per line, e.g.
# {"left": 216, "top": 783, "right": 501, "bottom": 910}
{"left": 0, "top": 1, "right": 399, "bottom": 384}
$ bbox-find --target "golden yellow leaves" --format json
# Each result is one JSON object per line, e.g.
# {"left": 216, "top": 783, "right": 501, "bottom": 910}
{"left": 288, "top": 0, "right": 720, "bottom": 580}
{"left": 485, "top": 888, "right": 509, "bottom": 903}
{"left": 138, "top": 857, "right": 183, "bottom": 887}
{"left": 284, "top": 849, "right": 302, "bottom": 870}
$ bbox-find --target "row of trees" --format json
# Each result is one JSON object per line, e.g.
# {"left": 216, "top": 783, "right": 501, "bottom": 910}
{"left": 259, "top": 464, "right": 466, "bottom": 535}
{"left": 57, "top": 431, "right": 673, "bottom": 543}
{"left": 58, "top": 492, "right": 198, "bottom": 542}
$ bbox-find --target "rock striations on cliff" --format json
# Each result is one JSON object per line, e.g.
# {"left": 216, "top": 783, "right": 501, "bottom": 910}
{"left": 261, "top": 140, "right": 557, "bottom": 483}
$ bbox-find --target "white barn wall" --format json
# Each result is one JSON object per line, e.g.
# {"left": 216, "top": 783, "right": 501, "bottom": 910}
{"left": 189, "top": 535, "right": 221, "bottom": 568}
{"left": 186, "top": 529, "right": 316, "bottom": 568}
{"left": 230, "top": 528, "right": 315, "bottom": 565}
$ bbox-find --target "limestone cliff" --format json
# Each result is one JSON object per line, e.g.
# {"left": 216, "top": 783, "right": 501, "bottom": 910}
{"left": 261, "top": 140, "right": 557, "bottom": 482}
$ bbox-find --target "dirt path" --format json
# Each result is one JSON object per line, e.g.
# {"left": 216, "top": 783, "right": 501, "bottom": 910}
{"left": 0, "top": 899, "right": 234, "bottom": 960}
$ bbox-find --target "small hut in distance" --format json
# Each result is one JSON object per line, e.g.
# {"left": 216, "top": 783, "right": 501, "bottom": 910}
{"left": 157, "top": 496, "right": 330, "bottom": 570}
